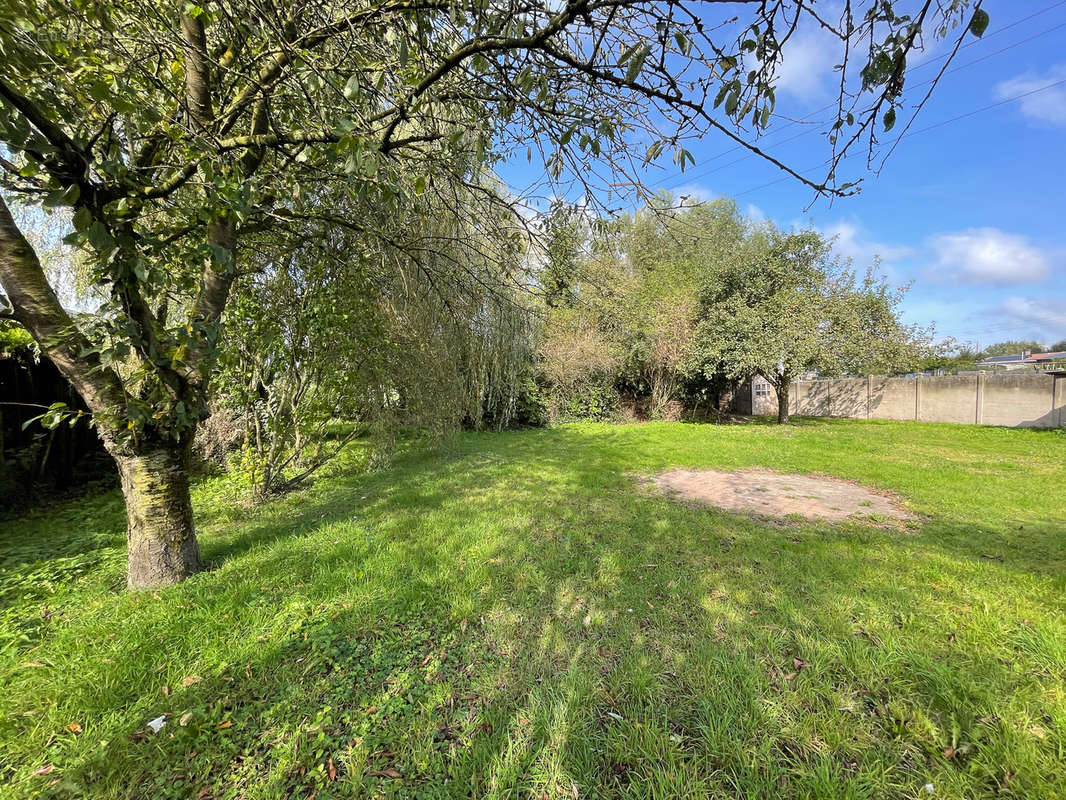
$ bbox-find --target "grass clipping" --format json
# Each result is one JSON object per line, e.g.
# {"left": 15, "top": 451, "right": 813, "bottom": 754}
{"left": 648, "top": 468, "right": 914, "bottom": 523}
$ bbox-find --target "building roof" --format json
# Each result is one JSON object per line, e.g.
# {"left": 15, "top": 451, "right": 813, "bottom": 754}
{"left": 977, "top": 351, "right": 1066, "bottom": 364}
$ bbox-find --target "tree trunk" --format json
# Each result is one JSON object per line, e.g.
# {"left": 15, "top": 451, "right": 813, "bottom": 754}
{"left": 776, "top": 381, "right": 791, "bottom": 424}
{"left": 113, "top": 443, "right": 202, "bottom": 589}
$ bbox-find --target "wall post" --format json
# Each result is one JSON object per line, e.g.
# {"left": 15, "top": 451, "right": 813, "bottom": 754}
{"left": 1054, "top": 375, "right": 1065, "bottom": 428}
{"left": 975, "top": 372, "right": 984, "bottom": 425}
{"left": 914, "top": 374, "right": 921, "bottom": 421}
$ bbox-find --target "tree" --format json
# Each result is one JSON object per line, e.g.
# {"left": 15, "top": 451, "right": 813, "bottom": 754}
{"left": 216, "top": 178, "right": 534, "bottom": 496}
{"left": 0, "top": 0, "right": 989, "bottom": 586}
{"left": 689, "top": 227, "right": 922, "bottom": 423}
{"left": 616, "top": 197, "right": 746, "bottom": 416}
{"left": 1050, "top": 340, "right": 1066, "bottom": 354}
{"left": 981, "top": 340, "right": 1047, "bottom": 357}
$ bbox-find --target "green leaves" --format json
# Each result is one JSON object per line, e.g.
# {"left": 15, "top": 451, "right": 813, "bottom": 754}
{"left": 883, "top": 107, "right": 896, "bottom": 133}
{"left": 42, "top": 184, "right": 79, "bottom": 209}
{"left": 343, "top": 74, "right": 360, "bottom": 100}
{"left": 619, "top": 42, "right": 649, "bottom": 83}
{"left": 21, "top": 402, "right": 77, "bottom": 432}
{"left": 969, "top": 9, "right": 990, "bottom": 38}
{"left": 673, "top": 148, "right": 694, "bottom": 172}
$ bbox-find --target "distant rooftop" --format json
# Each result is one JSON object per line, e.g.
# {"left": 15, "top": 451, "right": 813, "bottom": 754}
{"left": 977, "top": 350, "right": 1066, "bottom": 365}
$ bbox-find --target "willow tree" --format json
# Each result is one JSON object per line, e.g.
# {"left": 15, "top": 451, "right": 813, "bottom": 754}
{"left": 217, "top": 177, "right": 534, "bottom": 496}
{"left": 0, "top": 0, "right": 988, "bottom": 587}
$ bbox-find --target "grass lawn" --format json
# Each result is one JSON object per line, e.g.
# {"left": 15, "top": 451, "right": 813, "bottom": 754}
{"left": 1, "top": 419, "right": 1064, "bottom": 799}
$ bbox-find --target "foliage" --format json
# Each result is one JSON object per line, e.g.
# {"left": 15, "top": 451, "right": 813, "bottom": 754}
{"left": 980, "top": 340, "right": 1048, "bottom": 357}
{"left": 688, "top": 224, "right": 925, "bottom": 421}
{"left": 535, "top": 196, "right": 750, "bottom": 421}
{"left": 0, "top": 320, "right": 35, "bottom": 356}
{"left": 1, "top": 420, "right": 1064, "bottom": 798}
{"left": 215, "top": 180, "right": 535, "bottom": 495}
{"left": 535, "top": 200, "right": 921, "bottom": 424}
{"left": 616, "top": 198, "right": 747, "bottom": 415}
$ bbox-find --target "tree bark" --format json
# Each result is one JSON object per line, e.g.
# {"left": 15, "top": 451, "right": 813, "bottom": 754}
{"left": 776, "top": 380, "right": 791, "bottom": 424}
{"left": 114, "top": 442, "right": 202, "bottom": 589}
{"left": 3, "top": 195, "right": 204, "bottom": 589}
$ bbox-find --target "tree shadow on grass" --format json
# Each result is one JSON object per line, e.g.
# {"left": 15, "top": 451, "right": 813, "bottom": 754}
{"left": 4, "top": 423, "right": 1065, "bottom": 798}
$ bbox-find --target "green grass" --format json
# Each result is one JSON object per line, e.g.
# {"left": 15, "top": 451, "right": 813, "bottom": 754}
{"left": 1, "top": 419, "right": 1064, "bottom": 800}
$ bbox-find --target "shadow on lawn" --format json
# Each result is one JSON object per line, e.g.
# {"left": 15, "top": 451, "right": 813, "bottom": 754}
{"left": 7, "top": 424, "right": 1066, "bottom": 798}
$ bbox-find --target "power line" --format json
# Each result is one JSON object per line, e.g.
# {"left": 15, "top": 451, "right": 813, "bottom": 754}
{"left": 505, "top": 1, "right": 1066, "bottom": 204}
{"left": 724, "top": 76, "right": 1066, "bottom": 199}
{"left": 654, "top": 3, "right": 1066, "bottom": 192}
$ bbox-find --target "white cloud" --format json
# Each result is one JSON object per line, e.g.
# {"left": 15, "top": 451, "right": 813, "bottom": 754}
{"left": 771, "top": 26, "right": 838, "bottom": 103}
{"left": 744, "top": 203, "right": 766, "bottom": 222}
{"left": 820, "top": 220, "right": 915, "bottom": 268}
{"left": 999, "top": 297, "right": 1066, "bottom": 340}
{"left": 670, "top": 184, "right": 716, "bottom": 205}
{"left": 994, "top": 64, "right": 1066, "bottom": 126}
{"left": 928, "top": 227, "right": 1050, "bottom": 286}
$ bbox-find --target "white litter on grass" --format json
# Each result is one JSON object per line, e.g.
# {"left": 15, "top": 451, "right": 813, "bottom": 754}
{"left": 146, "top": 715, "right": 166, "bottom": 733}
{"left": 923, "top": 784, "right": 935, "bottom": 794}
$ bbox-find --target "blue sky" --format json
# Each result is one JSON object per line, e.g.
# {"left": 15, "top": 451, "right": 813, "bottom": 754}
{"left": 498, "top": 0, "right": 1066, "bottom": 350}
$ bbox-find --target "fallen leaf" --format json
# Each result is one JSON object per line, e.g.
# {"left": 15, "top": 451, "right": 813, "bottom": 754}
{"left": 365, "top": 705, "right": 377, "bottom": 714}
{"left": 748, "top": 610, "right": 759, "bottom": 616}
{"left": 783, "top": 672, "right": 798, "bottom": 680}
{"left": 793, "top": 657, "right": 805, "bottom": 670}
{"left": 460, "top": 618, "right": 468, "bottom": 632}
{"left": 367, "top": 768, "right": 401, "bottom": 779}
{"left": 328, "top": 757, "right": 337, "bottom": 781}
{"left": 180, "top": 712, "right": 194, "bottom": 727}
{"left": 162, "top": 685, "right": 170, "bottom": 696}
{"left": 65, "top": 721, "right": 82, "bottom": 734}
{"left": 217, "top": 720, "right": 232, "bottom": 729}
{"left": 943, "top": 746, "right": 955, "bottom": 759}
{"left": 33, "top": 764, "right": 55, "bottom": 776}
{"left": 23, "top": 661, "right": 46, "bottom": 669}
{"left": 181, "top": 675, "right": 202, "bottom": 687}
{"left": 196, "top": 787, "right": 211, "bottom": 800}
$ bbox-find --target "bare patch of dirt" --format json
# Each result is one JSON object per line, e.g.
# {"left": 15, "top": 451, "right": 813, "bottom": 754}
{"left": 647, "top": 468, "right": 913, "bottom": 523}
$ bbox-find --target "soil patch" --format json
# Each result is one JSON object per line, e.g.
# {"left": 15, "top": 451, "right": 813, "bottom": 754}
{"left": 649, "top": 468, "right": 913, "bottom": 522}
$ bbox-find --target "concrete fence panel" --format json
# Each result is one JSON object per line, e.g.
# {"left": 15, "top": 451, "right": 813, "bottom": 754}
{"left": 827, "top": 378, "right": 868, "bottom": 418}
{"left": 918, "top": 374, "right": 979, "bottom": 424}
{"left": 869, "top": 377, "right": 919, "bottom": 421}
{"left": 981, "top": 373, "right": 1060, "bottom": 428}
{"left": 761, "top": 373, "right": 1065, "bottom": 429}
{"left": 793, "top": 381, "right": 829, "bottom": 416}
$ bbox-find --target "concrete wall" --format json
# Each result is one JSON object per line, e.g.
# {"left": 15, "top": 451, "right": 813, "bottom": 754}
{"left": 793, "top": 380, "right": 828, "bottom": 416}
{"left": 829, "top": 378, "right": 867, "bottom": 418}
{"left": 869, "top": 376, "right": 918, "bottom": 421}
{"left": 981, "top": 372, "right": 1062, "bottom": 428}
{"left": 919, "top": 374, "right": 979, "bottom": 424}
{"left": 755, "top": 373, "right": 1066, "bottom": 429}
